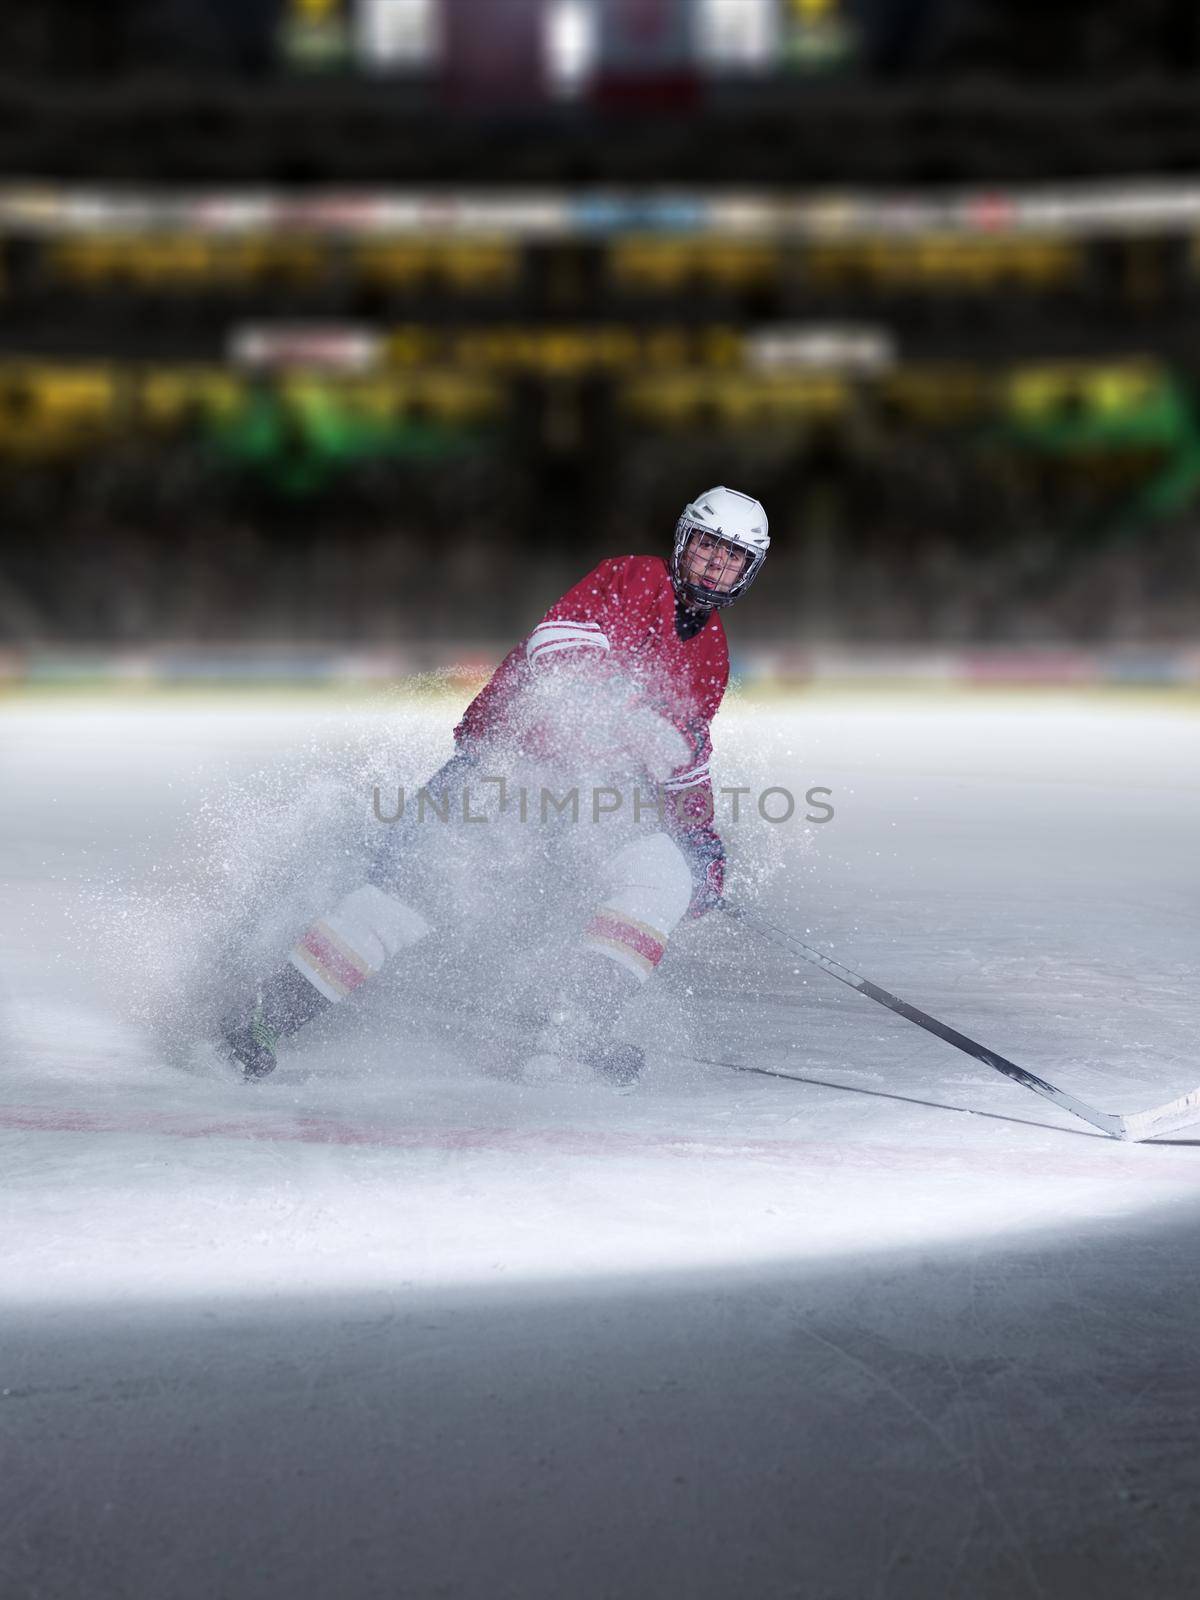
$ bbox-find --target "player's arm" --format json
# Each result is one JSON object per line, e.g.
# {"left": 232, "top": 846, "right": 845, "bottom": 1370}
{"left": 523, "top": 558, "right": 623, "bottom": 676}
{"left": 661, "top": 716, "right": 725, "bottom": 919}
{"left": 664, "top": 644, "right": 729, "bottom": 918}
{"left": 453, "top": 559, "right": 624, "bottom": 752}
{"left": 518, "top": 559, "right": 655, "bottom": 766}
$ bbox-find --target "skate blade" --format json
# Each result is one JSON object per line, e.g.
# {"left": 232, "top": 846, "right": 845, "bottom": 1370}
{"left": 520, "top": 1053, "right": 640, "bottom": 1092}
{"left": 175, "top": 1038, "right": 244, "bottom": 1082}
{"left": 521, "top": 1052, "right": 594, "bottom": 1086}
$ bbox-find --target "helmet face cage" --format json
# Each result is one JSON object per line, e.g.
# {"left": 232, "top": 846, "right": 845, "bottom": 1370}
{"left": 671, "top": 518, "right": 766, "bottom": 610}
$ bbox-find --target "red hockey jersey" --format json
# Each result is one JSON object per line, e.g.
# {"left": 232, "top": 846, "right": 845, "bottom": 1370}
{"left": 454, "top": 554, "right": 728, "bottom": 837}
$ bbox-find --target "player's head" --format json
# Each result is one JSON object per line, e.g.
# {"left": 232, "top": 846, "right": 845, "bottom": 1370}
{"left": 671, "top": 486, "right": 769, "bottom": 610}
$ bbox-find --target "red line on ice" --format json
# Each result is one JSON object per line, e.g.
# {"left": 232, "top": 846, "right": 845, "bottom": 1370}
{"left": 0, "top": 1103, "right": 1188, "bottom": 1180}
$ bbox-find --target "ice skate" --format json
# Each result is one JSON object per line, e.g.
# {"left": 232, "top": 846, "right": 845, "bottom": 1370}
{"left": 207, "top": 964, "right": 332, "bottom": 1083}
{"left": 521, "top": 957, "right": 646, "bottom": 1090}
{"left": 218, "top": 995, "right": 280, "bottom": 1082}
{"left": 522, "top": 1031, "right": 645, "bottom": 1090}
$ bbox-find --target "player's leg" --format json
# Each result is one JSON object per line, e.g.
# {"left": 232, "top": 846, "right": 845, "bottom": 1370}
{"left": 524, "top": 830, "right": 694, "bottom": 1086}
{"left": 219, "top": 884, "right": 432, "bottom": 1079}
{"left": 215, "top": 752, "right": 476, "bottom": 1079}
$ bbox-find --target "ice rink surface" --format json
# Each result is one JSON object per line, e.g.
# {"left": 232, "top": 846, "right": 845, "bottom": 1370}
{"left": 2, "top": 689, "right": 1199, "bottom": 1599}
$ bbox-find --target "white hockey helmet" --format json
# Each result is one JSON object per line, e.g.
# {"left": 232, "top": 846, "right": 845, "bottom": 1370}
{"left": 671, "top": 486, "right": 769, "bottom": 610}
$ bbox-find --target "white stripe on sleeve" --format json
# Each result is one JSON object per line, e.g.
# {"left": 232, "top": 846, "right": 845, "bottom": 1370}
{"left": 527, "top": 619, "right": 611, "bottom": 668}
{"left": 662, "top": 761, "right": 711, "bottom": 791}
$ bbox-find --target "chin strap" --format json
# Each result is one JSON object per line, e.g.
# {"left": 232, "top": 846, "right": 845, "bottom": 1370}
{"left": 673, "top": 595, "right": 712, "bottom": 640}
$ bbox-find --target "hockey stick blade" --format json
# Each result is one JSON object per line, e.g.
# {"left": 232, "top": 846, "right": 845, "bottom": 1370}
{"left": 1117, "top": 1086, "right": 1200, "bottom": 1143}
{"left": 721, "top": 903, "right": 1200, "bottom": 1143}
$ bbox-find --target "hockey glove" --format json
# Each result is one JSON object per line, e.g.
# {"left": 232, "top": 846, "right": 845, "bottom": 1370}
{"left": 683, "top": 826, "right": 725, "bottom": 919}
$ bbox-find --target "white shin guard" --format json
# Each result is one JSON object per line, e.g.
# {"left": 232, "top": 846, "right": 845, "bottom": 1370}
{"left": 582, "top": 831, "right": 694, "bottom": 983}
{"left": 289, "top": 884, "right": 431, "bottom": 1003}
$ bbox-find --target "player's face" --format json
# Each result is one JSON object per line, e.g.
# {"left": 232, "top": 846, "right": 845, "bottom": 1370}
{"left": 682, "top": 530, "right": 750, "bottom": 595}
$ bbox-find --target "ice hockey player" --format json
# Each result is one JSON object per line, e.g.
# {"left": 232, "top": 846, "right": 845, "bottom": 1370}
{"left": 214, "top": 486, "right": 769, "bottom": 1086}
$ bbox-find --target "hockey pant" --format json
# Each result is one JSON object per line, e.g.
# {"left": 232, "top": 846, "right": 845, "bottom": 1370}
{"left": 288, "top": 753, "right": 695, "bottom": 1006}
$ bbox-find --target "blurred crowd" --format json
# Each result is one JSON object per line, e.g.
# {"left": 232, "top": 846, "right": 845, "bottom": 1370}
{"left": 2, "top": 4, "right": 1200, "bottom": 655}
{"left": 3, "top": 418, "right": 1197, "bottom": 649}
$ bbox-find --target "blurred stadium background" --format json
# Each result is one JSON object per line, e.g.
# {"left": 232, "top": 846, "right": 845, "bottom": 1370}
{"left": 1, "top": 0, "right": 1199, "bottom": 691}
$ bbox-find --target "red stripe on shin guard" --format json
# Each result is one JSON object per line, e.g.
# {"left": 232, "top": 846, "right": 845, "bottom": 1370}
{"left": 585, "top": 912, "right": 665, "bottom": 973}
{"left": 300, "top": 926, "right": 369, "bottom": 995}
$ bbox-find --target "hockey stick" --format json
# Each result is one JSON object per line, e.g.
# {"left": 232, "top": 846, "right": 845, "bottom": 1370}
{"left": 720, "top": 903, "right": 1200, "bottom": 1143}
